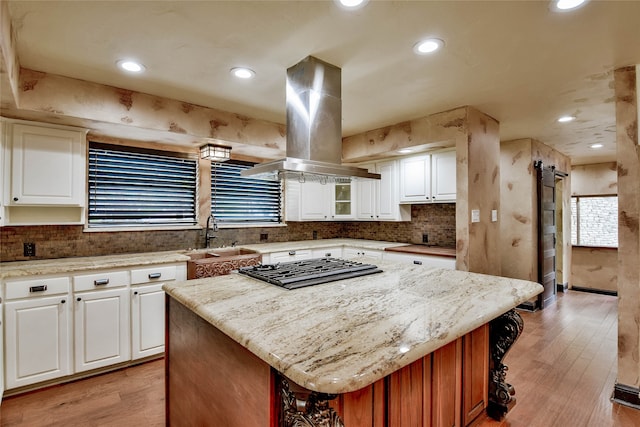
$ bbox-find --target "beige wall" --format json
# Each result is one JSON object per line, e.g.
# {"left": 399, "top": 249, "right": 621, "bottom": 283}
{"left": 571, "top": 246, "right": 617, "bottom": 293}
{"left": 571, "top": 162, "right": 617, "bottom": 196}
{"left": 499, "top": 139, "right": 572, "bottom": 288}
{"left": 614, "top": 65, "right": 640, "bottom": 392}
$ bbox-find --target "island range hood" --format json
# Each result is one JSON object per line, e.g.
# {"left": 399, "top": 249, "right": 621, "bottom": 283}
{"left": 241, "top": 56, "right": 380, "bottom": 181}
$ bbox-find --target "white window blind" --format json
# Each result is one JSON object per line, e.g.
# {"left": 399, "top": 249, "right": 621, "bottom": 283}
{"left": 211, "top": 161, "right": 282, "bottom": 224}
{"left": 88, "top": 143, "right": 197, "bottom": 227}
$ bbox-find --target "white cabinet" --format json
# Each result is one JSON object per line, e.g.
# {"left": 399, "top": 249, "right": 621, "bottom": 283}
{"left": 0, "top": 297, "right": 3, "bottom": 401}
{"left": 286, "top": 180, "right": 355, "bottom": 221}
{"left": 431, "top": 150, "right": 457, "bottom": 202}
{"left": 400, "top": 155, "right": 431, "bottom": 202}
{"left": 4, "top": 276, "right": 72, "bottom": 389}
{"left": 131, "top": 284, "right": 165, "bottom": 360}
{"left": 382, "top": 251, "right": 456, "bottom": 270}
{"left": 130, "top": 263, "right": 184, "bottom": 360}
{"left": 8, "top": 123, "right": 86, "bottom": 206}
{"left": 269, "top": 249, "right": 313, "bottom": 263}
{"left": 399, "top": 150, "right": 456, "bottom": 204}
{"left": 356, "top": 161, "right": 410, "bottom": 221}
{"left": 74, "top": 287, "right": 130, "bottom": 372}
{"left": 311, "top": 247, "right": 343, "bottom": 259}
{"left": 343, "top": 247, "right": 383, "bottom": 261}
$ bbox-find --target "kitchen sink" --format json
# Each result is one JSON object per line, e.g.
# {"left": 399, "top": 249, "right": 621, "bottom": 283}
{"left": 185, "top": 248, "right": 262, "bottom": 279}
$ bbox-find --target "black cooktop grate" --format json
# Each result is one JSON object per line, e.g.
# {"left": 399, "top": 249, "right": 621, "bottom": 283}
{"left": 237, "top": 257, "right": 382, "bottom": 290}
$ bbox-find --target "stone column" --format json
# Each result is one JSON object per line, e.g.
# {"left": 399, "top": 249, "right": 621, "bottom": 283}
{"left": 613, "top": 65, "right": 640, "bottom": 407}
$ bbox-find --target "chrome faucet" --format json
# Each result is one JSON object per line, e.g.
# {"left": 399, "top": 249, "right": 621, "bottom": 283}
{"left": 205, "top": 215, "right": 218, "bottom": 248}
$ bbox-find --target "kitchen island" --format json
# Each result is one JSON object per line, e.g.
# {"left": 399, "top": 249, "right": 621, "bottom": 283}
{"left": 163, "top": 260, "right": 542, "bottom": 426}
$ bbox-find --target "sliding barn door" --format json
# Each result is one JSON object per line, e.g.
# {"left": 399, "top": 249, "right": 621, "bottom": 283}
{"left": 536, "top": 161, "right": 557, "bottom": 309}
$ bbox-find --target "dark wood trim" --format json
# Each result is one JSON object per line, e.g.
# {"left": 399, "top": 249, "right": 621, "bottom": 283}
{"left": 571, "top": 286, "right": 617, "bottom": 297}
{"left": 516, "top": 301, "right": 538, "bottom": 312}
{"left": 572, "top": 245, "right": 618, "bottom": 251}
{"left": 612, "top": 383, "right": 640, "bottom": 410}
{"left": 557, "top": 282, "right": 568, "bottom": 293}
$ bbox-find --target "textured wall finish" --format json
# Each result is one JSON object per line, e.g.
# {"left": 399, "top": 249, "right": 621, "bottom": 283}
{"left": 571, "top": 247, "right": 617, "bottom": 293}
{"left": 0, "top": 0, "right": 19, "bottom": 109}
{"left": 571, "top": 162, "right": 618, "bottom": 196}
{"left": 456, "top": 107, "right": 501, "bottom": 275}
{"left": 614, "top": 66, "right": 640, "bottom": 390}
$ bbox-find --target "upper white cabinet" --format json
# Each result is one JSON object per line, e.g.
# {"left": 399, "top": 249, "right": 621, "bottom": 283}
{"left": 8, "top": 123, "right": 86, "bottom": 206}
{"left": 399, "top": 155, "right": 431, "bottom": 203}
{"left": 399, "top": 150, "right": 456, "bottom": 204}
{"left": 285, "top": 180, "right": 355, "bottom": 221}
{"left": 356, "top": 160, "right": 410, "bottom": 221}
{"left": 431, "top": 150, "right": 457, "bottom": 202}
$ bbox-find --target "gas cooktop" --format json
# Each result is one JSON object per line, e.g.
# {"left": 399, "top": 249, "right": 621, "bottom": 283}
{"left": 237, "top": 257, "right": 383, "bottom": 290}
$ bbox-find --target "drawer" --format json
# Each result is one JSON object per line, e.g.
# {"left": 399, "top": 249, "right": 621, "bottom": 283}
{"left": 5, "top": 276, "right": 70, "bottom": 300}
{"left": 311, "top": 247, "right": 343, "bottom": 259}
{"left": 269, "top": 249, "right": 313, "bottom": 263}
{"left": 73, "top": 270, "right": 129, "bottom": 292}
{"left": 131, "top": 265, "right": 178, "bottom": 285}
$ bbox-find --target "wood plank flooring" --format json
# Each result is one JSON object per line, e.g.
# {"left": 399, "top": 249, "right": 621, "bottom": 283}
{"left": 2, "top": 290, "right": 640, "bottom": 426}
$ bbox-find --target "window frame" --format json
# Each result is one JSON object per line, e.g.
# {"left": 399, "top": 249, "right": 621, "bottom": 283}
{"left": 571, "top": 194, "right": 618, "bottom": 248}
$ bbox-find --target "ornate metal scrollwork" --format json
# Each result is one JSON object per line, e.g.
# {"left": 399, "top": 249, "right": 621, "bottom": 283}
{"left": 487, "top": 309, "right": 524, "bottom": 420}
{"left": 280, "top": 376, "right": 344, "bottom": 427}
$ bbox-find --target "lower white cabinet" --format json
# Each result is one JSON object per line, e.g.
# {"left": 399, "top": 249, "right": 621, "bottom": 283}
{"left": 343, "top": 247, "right": 383, "bottom": 261}
{"left": 74, "top": 288, "right": 130, "bottom": 372}
{"left": 131, "top": 283, "right": 165, "bottom": 359}
{"left": 382, "top": 251, "right": 456, "bottom": 270}
{"left": 269, "top": 249, "right": 313, "bottom": 263}
{"left": 311, "top": 247, "right": 343, "bottom": 259}
{"left": 4, "top": 294, "right": 72, "bottom": 389}
{"left": 0, "top": 298, "right": 4, "bottom": 401}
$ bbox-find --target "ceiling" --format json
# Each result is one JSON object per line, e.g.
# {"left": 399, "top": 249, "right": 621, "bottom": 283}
{"left": 4, "top": 0, "right": 640, "bottom": 165}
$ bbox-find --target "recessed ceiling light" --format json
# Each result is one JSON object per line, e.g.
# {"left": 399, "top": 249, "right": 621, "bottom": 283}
{"left": 335, "top": 0, "right": 369, "bottom": 10}
{"left": 117, "top": 59, "right": 145, "bottom": 73}
{"left": 552, "top": 0, "right": 588, "bottom": 12}
{"left": 557, "top": 115, "right": 576, "bottom": 123}
{"left": 413, "top": 38, "right": 445, "bottom": 55}
{"left": 398, "top": 149, "right": 413, "bottom": 154}
{"left": 230, "top": 67, "right": 255, "bottom": 79}
{"left": 590, "top": 143, "right": 604, "bottom": 149}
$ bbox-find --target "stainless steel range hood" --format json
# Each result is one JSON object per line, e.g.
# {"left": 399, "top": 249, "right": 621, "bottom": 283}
{"left": 241, "top": 56, "right": 380, "bottom": 181}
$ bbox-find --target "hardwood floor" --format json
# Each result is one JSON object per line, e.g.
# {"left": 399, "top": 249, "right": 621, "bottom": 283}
{"left": 2, "top": 291, "right": 640, "bottom": 426}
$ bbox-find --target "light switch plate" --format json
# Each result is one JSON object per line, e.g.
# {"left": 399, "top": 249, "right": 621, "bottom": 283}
{"left": 491, "top": 209, "right": 498, "bottom": 222}
{"left": 471, "top": 209, "right": 480, "bottom": 223}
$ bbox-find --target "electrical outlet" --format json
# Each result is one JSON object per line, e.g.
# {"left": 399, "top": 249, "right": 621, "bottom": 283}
{"left": 313, "top": 230, "right": 318, "bottom": 240}
{"left": 24, "top": 242, "right": 36, "bottom": 257}
{"left": 260, "top": 233, "right": 268, "bottom": 242}
{"left": 422, "top": 233, "right": 429, "bottom": 243}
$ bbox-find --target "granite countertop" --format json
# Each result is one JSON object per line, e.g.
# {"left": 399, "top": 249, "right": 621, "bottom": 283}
{"left": 163, "top": 261, "right": 542, "bottom": 394}
{"left": 240, "top": 238, "right": 409, "bottom": 253}
{"left": 384, "top": 244, "right": 456, "bottom": 258}
{"left": 0, "top": 251, "right": 191, "bottom": 280}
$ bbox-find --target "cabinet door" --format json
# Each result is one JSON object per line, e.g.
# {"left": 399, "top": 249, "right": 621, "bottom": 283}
{"left": 74, "top": 288, "right": 130, "bottom": 372}
{"left": 431, "top": 338, "right": 462, "bottom": 427}
{"left": 5, "top": 296, "right": 72, "bottom": 389}
{"left": 462, "top": 324, "right": 489, "bottom": 426}
{"left": 400, "top": 155, "right": 431, "bottom": 203}
{"left": 432, "top": 150, "right": 457, "bottom": 202}
{"left": 131, "top": 284, "right": 165, "bottom": 359}
{"left": 376, "top": 160, "right": 400, "bottom": 220}
{"left": 0, "top": 300, "right": 4, "bottom": 400}
{"left": 332, "top": 182, "right": 354, "bottom": 219}
{"left": 356, "top": 164, "right": 376, "bottom": 220}
{"left": 300, "top": 181, "right": 332, "bottom": 220}
{"left": 311, "top": 247, "right": 343, "bottom": 259}
{"left": 10, "top": 124, "right": 85, "bottom": 206}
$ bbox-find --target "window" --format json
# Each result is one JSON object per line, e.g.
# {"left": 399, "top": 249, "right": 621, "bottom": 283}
{"left": 211, "top": 161, "right": 282, "bottom": 224}
{"left": 88, "top": 143, "right": 197, "bottom": 227}
{"left": 571, "top": 196, "right": 618, "bottom": 247}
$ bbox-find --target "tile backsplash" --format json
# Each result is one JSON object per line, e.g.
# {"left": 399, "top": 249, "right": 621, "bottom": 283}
{"left": 0, "top": 203, "right": 455, "bottom": 262}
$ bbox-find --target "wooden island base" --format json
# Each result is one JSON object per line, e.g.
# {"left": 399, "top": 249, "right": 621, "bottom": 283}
{"left": 166, "top": 297, "right": 522, "bottom": 427}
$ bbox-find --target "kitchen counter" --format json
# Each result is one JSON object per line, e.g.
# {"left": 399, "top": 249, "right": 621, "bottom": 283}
{"left": 163, "top": 260, "right": 541, "bottom": 394}
{"left": 240, "top": 238, "right": 409, "bottom": 254}
{"left": 0, "top": 251, "right": 190, "bottom": 280}
{"left": 384, "top": 244, "right": 456, "bottom": 258}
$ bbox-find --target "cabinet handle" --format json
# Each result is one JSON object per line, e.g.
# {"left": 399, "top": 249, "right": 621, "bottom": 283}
{"left": 134, "top": 291, "right": 138, "bottom": 295}
{"left": 413, "top": 260, "right": 423, "bottom": 265}
{"left": 288, "top": 251, "right": 296, "bottom": 256}
{"left": 77, "top": 297, "right": 82, "bottom": 301}
{"left": 61, "top": 299, "right": 66, "bottom": 304}
{"left": 148, "top": 272, "right": 162, "bottom": 279}
{"left": 94, "top": 278, "right": 109, "bottom": 286}
{"left": 29, "top": 285, "right": 47, "bottom": 293}
{"left": 13, "top": 197, "right": 18, "bottom": 202}
{"left": 325, "top": 253, "right": 331, "bottom": 257}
